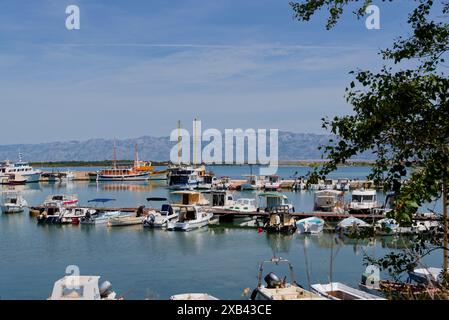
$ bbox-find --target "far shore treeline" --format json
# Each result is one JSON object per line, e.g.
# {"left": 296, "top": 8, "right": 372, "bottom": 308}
{"left": 30, "top": 160, "right": 375, "bottom": 168}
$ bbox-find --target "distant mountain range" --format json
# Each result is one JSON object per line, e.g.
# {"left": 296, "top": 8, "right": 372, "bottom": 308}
{"left": 0, "top": 132, "right": 374, "bottom": 162}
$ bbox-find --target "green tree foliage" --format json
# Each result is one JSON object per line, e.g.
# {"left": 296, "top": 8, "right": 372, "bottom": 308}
{"left": 290, "top": 0, "right": 449, "bottom": 287}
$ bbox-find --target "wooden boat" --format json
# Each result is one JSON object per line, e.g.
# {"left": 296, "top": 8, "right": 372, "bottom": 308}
{"left": 171, "top": 190, "right": 210, "bottom": 206}
{"left": 311, "top": 282, "right": 385, "bottom": 300}
{"left": 250, "top": 257, "right": 325, "bottom": 300}
{"left": 48, "top": 276, "right": 118, "bottom": 300}
{"left": 264, "top": 206, "right": 296, "bottom": 234}
{"left": 108, "top": 215, "right": 144, "bottom": 227}
{"left": 149, "top": 169, "right": 169, "bottom": 180}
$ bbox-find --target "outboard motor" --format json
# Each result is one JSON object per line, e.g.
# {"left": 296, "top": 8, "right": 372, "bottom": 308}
{"left": 264, "top": 272, "right": 282, "bottom": 289}
{"left": 99, "top": 281, "right": 113, "bottom": 298}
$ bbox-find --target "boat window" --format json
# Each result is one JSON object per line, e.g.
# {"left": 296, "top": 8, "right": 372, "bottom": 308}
{"left": 61, "top": 285, "right": 85, "bottom": 299}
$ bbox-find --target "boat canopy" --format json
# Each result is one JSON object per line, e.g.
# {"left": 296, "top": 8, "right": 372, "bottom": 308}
{"left": 146, "top": 197, "right": 168, "bottom": 202}
{"left": 258, "top": 192, "right": 287, "bottom": 199}
{"left": 88, "top": 198, "right": 116, "bottom": 203}
{"left": 352, "top": 189, "right": 376, "bottom": 196}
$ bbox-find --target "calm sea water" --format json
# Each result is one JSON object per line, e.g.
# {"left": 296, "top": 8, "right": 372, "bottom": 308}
{"left": 0, "top": 166, "right": 442, "bottom": 300}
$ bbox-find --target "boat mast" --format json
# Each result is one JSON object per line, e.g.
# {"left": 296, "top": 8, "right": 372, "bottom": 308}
{"left": 193, "top": 118, "right": 197, "bottom": 167}
{"left": 134, "top": 144, "right": 139, "bottom": 168}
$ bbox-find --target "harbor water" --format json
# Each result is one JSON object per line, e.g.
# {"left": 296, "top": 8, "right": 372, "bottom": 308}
{"left": 0, "top": 166, "right": 442, "bottom": 299}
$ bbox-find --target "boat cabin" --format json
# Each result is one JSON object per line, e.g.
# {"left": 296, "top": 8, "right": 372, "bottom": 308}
{"left": 258, "top": 192, "right": 293, "bottom": 212}
{"left": 171, "top": 191, "right": 210, "bottom": 206}
{"left": 177, "top": 205, "right": 206, "bottom": 222}
{"left": 211, "top": 191, "right": 235, "bottom": 207}
{"left": 314, "top": 190, "right": 344, "bottom": 212}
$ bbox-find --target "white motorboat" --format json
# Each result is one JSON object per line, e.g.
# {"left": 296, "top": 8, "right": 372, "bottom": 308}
{"left": 375, "top": 218, "right": 399, "bottom": 235}
{"left": 348, "top": 189, "right": 380, "bottom": 214}
{"left": 48, "top": 275, "right": 118, "bottom": 300}
{"left": 170, "top": 293, "right": 219, "bottom": 300}
{"left": 336, "top": 216, "right": 372, "bottom": 236}
{"left": 264, "top": 175, "right": 281, "bottom": 191}
{"left": 408, "top": 267, "right": 443, "bottom": 285}
{"left": 240, "top": 174, "right": 264, "bottom": 191}
{"left": 314, "top": 190, "right": 345, "bottom": 213}
{"left": 143, "top": 203, "right": 179, "bottom": 228}
{"left": 80, "top": 211, "right": 123, "bottom": 225}
{"left": 1, "top": 191, "right": 27, "bottom": 213}
{"left": 167, "top": 205, "right": 213, "bottom": 231}
{"left": 0, "top": 154, "right": 42, "bottom": 183}
{"left": 43, "top": 194, "right": 79, "bottom": 208}
{"left": 296, "top": 217, "right": 325, "bottom": 234}
{"left": 250, "top": 257, "right": 325, "bottom": 300}
{"left": 311, "top": 282, "right": 385, "bottom": 300}
{"left": 38, "top": 207, "right": 96, "bottom": 224}
{"left": 108, "top": 215, "right": 144, "bottom": 227}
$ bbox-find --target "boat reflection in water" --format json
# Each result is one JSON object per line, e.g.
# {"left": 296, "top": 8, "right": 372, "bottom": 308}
{"left": 100, "top": 183, "right": 155, "bottom": 193}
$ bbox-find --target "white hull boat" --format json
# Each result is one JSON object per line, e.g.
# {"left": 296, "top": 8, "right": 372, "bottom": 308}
{"left": 80, "top": 211, "right": 123, "bottom": 225}
{"left": 1, "top": 192, "right": 27, "bottom": 213}
{"left": 311, "top": 282, "right": 385, "bottom": 300}
{"left": 48, "top": 275, "right": 118, "bottom": 300}
{"left": 170, "top": 293, "right": 219, "bottom": 300}
{"left": 167, "top": 205, "right": 213, "bottom": 231}
{"left": 108, "top": 215, "right": 144, "bottom": 227}
{"left": 296, "top": 217, "right": 325, "bottom": 234}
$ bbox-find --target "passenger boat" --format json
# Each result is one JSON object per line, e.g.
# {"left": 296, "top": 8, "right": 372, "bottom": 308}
{"left": 311, "top": 282, "right": 385, "bottom": 300}
{"left": 264, "top": 175, "right": 281, "bottom": 191}
{"left": 170, "top": 293, "right": 219, "bottom": 300}
{"left": 0, "top": 154, "right": 42, "bottom": 183}
{"left": 48, "top": 275, "right": 118, "bottom": 300}
{"left": 1, "top": 191, "right": 28, "bottom": 213}
{"left": 347, "top": 189, "right": 380, "bottom": 214}
{"left": 257, "top": 192, "right": 294, "bottom": 213}
{"left": 171, "top": 190, "right": 210, "bottom": 206}
{"left": 264, "top": 206, "right": 297, "bottom": 234}
{"left": 250, "top": 256, "right": 325, "bottom": 300}
{"left": 313, "top": 190, "right": 344, "bottom": 213}
{"left": 296, "top": 217, "right": 325, "bottom": 234}
{"left": 166, "top": 205, "right": 213, "bottom": 231}
{"left": 167, "top": 166, "right": 201, "bottom": 190}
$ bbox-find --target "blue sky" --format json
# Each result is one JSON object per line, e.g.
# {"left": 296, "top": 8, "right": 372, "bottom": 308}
{"left": 0, "top": 0, "right": 419, "bottom": 144}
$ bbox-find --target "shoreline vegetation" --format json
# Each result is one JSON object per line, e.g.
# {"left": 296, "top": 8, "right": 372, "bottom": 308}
{"left": 30, "top": 160, "right": 375, "bottom": 168}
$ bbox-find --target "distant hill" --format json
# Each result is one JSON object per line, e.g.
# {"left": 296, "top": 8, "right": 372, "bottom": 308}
{"left": 0, "top": 132, "right": 374, "bottom": 162}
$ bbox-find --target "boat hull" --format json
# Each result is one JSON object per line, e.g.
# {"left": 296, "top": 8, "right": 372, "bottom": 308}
{"left": 97, "top": 172, "right": 149, "bottom": 181}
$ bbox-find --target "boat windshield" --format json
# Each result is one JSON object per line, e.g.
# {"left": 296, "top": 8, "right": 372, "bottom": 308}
{"left": 352, "top": 195, "right": 375, "bottom": 202}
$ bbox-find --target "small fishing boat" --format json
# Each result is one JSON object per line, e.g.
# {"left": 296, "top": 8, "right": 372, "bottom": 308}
{"left": 226, "top": 198, "right": 257, "bottom": 213}
{"left": 167, "top": 205, "right": 213, "bottom": 231}
{"left": 264, "top": 175, "right": 281, "bottom": 191}
{"left": 335, "top": 216, "right": 372, "bottom": 237}
{"left": 143, "top": 198, "right": 179, "bottom": 228}
{"left": 1, "top": 191, "right": 27, "bottom": 213}
{"left": 240, "top": 174, "right": 264, "bottom": 191}
{"left": 264, "top": 206, "right": 297, "bottom": 234}
{"left": 250, "top": 256, "right": 325, "bottom": 300}
{"left": 347, "top": 189, "right": 380, "bottom": 214}
{"left": 38, "top": 207, "right": 95, "bottom": 224}
{"left": 375, "top": 218, "right": 399, "bottom": 236}
{"left": 313, "top": 190, "right": 344, "bottom": 213}
{"left": 170, "top": 293, "right": 219, "bottom": 300}
{"left": 311, "top": 282, "right": 385, "bottom": 300}
{"left": 81, "top": 210, "right": 123, "bottom": 225}
{"left": 108, "top": 215, "right": 144, "bottom": 227}
{"left": 48, "top": 275, "right": 118, "bottom": 300}
{"left": 296, "top": 217, "right": 325, "bottom": 234}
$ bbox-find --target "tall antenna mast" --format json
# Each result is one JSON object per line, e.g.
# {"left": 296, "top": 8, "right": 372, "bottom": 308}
{"left": 177, "top": 120, "right": 182, "bottom": 165}
{"left": 113, "top": 140, "right": 117, "bottom": 169}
